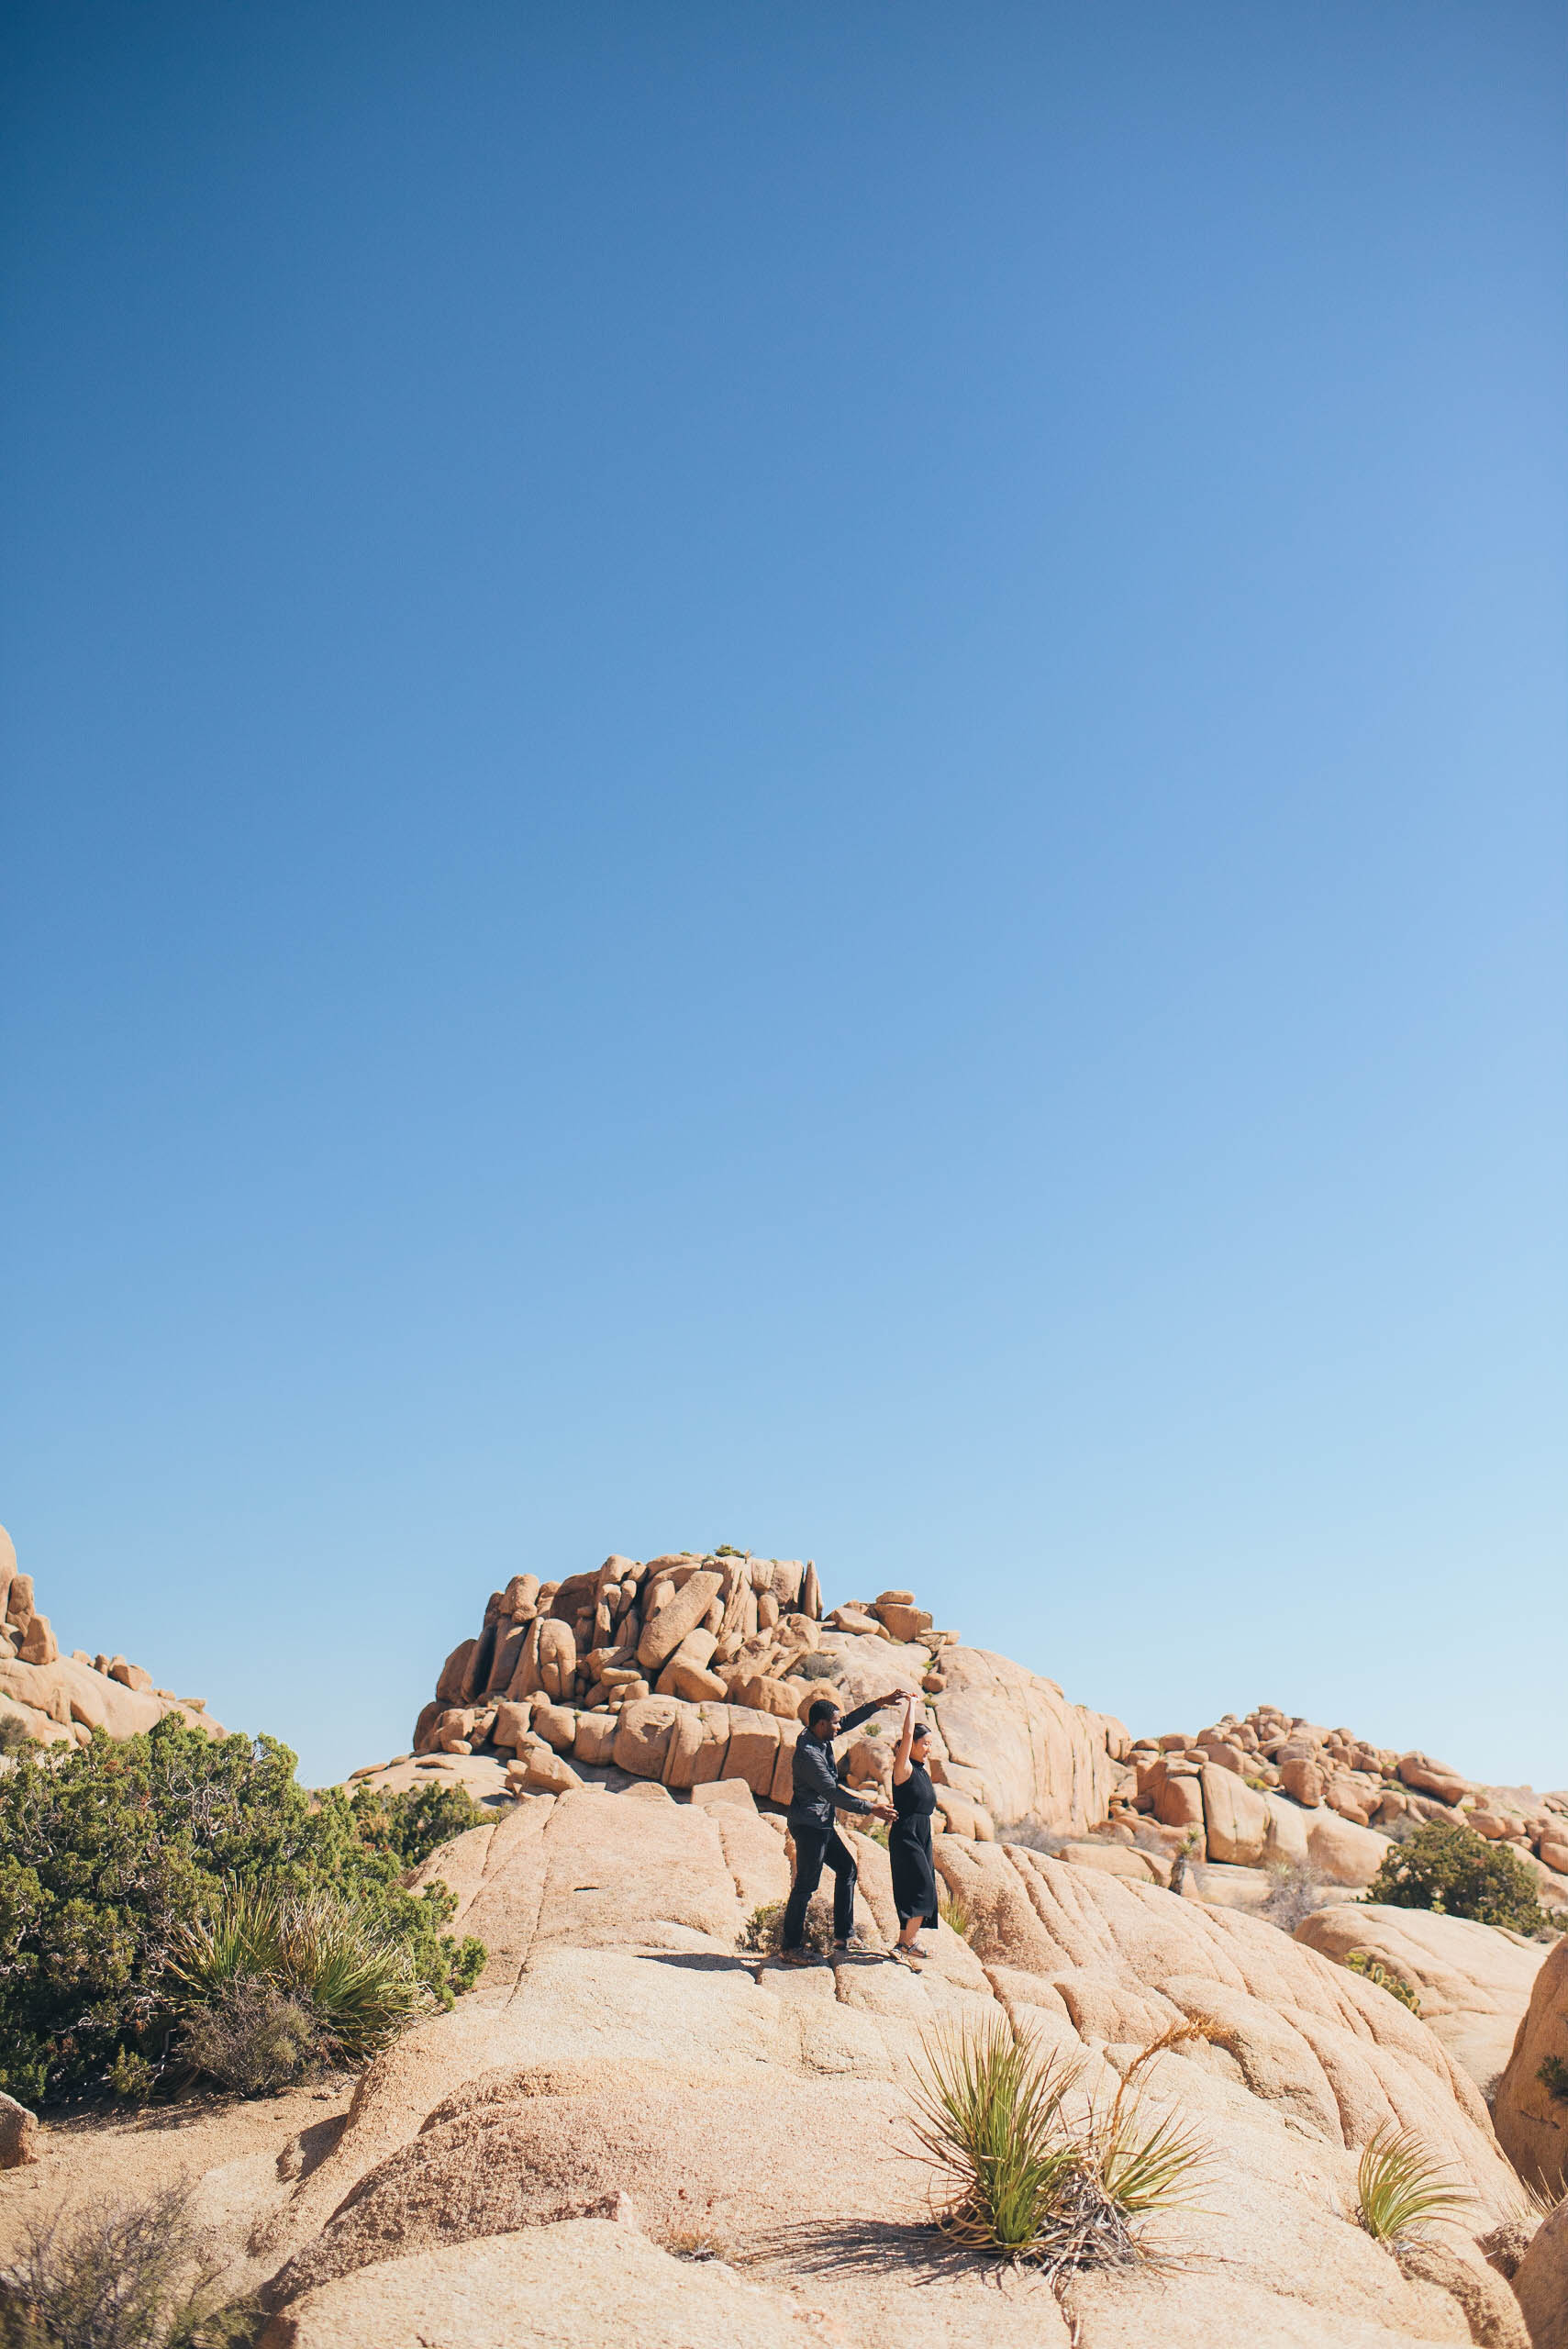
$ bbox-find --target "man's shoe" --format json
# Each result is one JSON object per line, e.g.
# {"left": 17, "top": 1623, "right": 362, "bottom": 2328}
{"left": 779, "top": 1947, "right": 817, "bottom": 1967}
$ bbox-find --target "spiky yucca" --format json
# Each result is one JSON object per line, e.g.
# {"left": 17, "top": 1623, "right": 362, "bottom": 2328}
{"left": 910, "top": 2019, "right": 1207, "bottom": 2272}
{"left": 1355, "top": 2124, "right": 1471, "bottom": 2244}
{"left": 168, "top": 1885, "right": 420, "bottom": 2082}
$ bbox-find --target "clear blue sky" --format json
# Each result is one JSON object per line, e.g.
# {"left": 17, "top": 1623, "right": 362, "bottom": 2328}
{"left": 4, "top": 3, "right": 1563, "bottom": 1792}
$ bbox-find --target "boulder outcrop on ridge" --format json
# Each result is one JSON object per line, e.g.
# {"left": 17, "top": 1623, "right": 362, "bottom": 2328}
{"left": 1128, "top": 1702, "right": 1568, "bottom": 1902}
{"left": 0, "top": 1523, "right": 222, "bottom": 1747}
{"left": 411, "top": 1555, "right": 1131, "bottom": 1841}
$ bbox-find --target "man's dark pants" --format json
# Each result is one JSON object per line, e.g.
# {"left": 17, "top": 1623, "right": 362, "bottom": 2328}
{"left": 783, "top": 1822, "right": 857, "bottom": 1948}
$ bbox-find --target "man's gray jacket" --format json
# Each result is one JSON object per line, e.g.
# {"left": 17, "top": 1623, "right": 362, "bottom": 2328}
{"left": 785, "top": 1700, "right": 884, "bottom": 1832}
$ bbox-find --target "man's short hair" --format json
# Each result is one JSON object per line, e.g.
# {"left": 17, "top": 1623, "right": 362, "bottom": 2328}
{"left": 807, "top": 1698, "right": 840, "bottom": 1730}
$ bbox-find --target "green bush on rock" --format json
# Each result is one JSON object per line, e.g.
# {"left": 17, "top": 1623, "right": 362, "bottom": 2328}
{"left": 1362, "top": 1820, "right": 1546, "bottom": 1935}
{"left": 0, "top": 1719, "right": 486, "bottom": 2105}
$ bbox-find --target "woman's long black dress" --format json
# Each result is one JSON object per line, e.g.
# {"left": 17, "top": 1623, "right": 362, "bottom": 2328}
{"left": 890, "top": 1760, "right": 940, "bottom": 1928}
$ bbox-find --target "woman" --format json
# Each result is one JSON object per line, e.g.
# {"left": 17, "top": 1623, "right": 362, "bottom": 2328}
{"left": 888, "top": 1693, "right": 940, "bottom": 1965}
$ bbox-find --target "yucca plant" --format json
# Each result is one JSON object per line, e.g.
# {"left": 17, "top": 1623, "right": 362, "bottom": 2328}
{"left": 909, "top": 2018, "right": 1207, "bottom": 2273}
{"left": 168, "top": 1885, "right": 421, "bottom": 2087}
{"left": 910, "top": 2019, "right": 1083, "bottom": 2255}
{"left": 1356, "top": 2124, "right": 1472, "bottom": 2244}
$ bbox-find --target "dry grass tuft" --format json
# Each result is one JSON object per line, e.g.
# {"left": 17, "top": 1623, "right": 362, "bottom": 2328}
{"left": 1355, "top": 2124, "right": 1472, "bottom": 2244}
{"left": 0, "top": 2185, "right": 257, "bottom": 2349}
{"left": 937, "top": 1887, "right": 972, "bottom": 1941}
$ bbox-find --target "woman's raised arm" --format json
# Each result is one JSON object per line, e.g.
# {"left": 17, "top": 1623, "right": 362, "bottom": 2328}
{"left": 893, "top": 1694, "right": 917, "bottom": 1785}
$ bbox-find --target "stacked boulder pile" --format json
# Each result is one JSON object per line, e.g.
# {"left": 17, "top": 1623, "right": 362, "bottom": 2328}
{"left": 1120, "top": 1700, "right": 1568, "bottom": 1901}
{"left": 0, "top": 1524, "right": 221, "bottom": 1748}
{"left": 410, "top": 1552, "right": 1129, "bottom": 1839}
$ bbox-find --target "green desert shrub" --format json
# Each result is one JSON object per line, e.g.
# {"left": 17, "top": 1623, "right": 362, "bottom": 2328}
{"left": 1362, "top": 1820, "right": 1545, "bottom": 1934}
{"left": 738, "top": 1897, "right": 862, "bottom": 1955}
{"left": 0, "top": 2183, "right": 255, "bottom": 2349}
{"left": 910, "top": 2018, "right": 1207, "bottom": 2274}
{"left": 0, "top": 1718, "right": 486, "bottom": 2106}
{"left": 1538, "top": 2055, "right": 1568, "bottom": 2105}
{"left": 1356, "top": 2123, "right": 1471, "bottom": 2243}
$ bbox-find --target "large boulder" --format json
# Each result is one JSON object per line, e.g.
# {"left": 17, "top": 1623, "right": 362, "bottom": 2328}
{"left": 1200, "top": 1764, "right": 1269, "bottom": 1864}
{"left": 1512, "top": 2197, "right": 1568, "bottom": 2349}
{"left": 926, "top": 1645, "right": 1127, "bottom": 1831}
{"left": 637, "top": 1571, "right": 723, "bottom": 1674}
{"left": 1494, "top": 1932, "right": 1568, "bottom": 2192}
{"left": 1295, "top": 1904, "right": 1550, "bottom": 2093}
{"left": 1306, "top": 1810, "right": 1391, "bottom": 1886}
{"left": 256, "top": 2219, "right": 831, "bottom": 2349}
{"left": 0, "top": 2092, "right": 38, "bottom": 2168}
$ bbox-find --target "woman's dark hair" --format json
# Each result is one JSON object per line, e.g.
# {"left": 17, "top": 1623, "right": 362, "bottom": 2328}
{"left": 911, "top": 1720, "right": 931, "bottom": 1743}
{"left": 807, "top": 1697, "right": 840, "bottom": 1730}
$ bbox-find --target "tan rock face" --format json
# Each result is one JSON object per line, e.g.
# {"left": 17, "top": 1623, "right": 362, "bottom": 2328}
{"left": 637, "top": 1572, "right": 723, "bottom": 1674}
{"left": 1295, "top": 1904, "right": 1550, "bottom": 2094}
{"left": 1306, "top": 1810, "right": 1391, "bottom": 1886}
{"left": 1200, "top": 1765, "right": 1269, "bottom": 1865}
{"left": 1494, "top": 1932, "right": 1568, "bottom": 2193}
{"left": 1512, "top": 2197, "right": 1568, "bottom": 2349}
{"left": 257, "top": 2219, "right": 831, "bottom": 2349}
{"left": 1152, "top": 1770, "right": 1204, "bottom": 1831}
{"left": 1281, "top": 1755, "right": 1326, "bottom": 1807}
{"left": 248, "top": 1791, "right": 1518, "bottom": 2349}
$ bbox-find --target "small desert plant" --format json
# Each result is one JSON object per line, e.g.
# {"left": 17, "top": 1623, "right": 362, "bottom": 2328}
{"left": 910, "top": 2019, "right": 1082, "bottom": 2256}
{"left": 909, "top": 2019, "right": 1207, "bottom": 2275}
{"left": 737, "top": 1896, "right": 849, "bottom": 1955}
{"left": 178, "top": 1979, "right": 321, "bottom": 2097}
{"left": 938, "top": 1887, "right": 972, "bottom": 1941}
{"left": 1261, "top": 1859, "right": 1326, "bottom": 1932}
{"left": 1538, "top": 2055, "right": 1568, "bottom": 2105}
{"left": 169, "top": 1887, "right": 420, "bottom": 2087}
{"left": 107, "top": 2050, "right": 157, "bottom": 2104}
{"left": 859, "top": 1816, "right": 891, "bottom": 1848}
{"left": 794, "top": 1653, "right": 841, "bottom": 1682}
{"left": 995, "top": 1820, "right": 1068, "bottom": 1857}
{"left": 1344, "top": 1953, "right": 1421, "bottom": 2014}
{"left": 1362, "top": 1821, "right": 1545, "bottom": 1935}
{"left": 0, "top": 1714, "right": 35, "bottom": 1760}
{"left": 0, "top": 2184, "right": 256, "bottom": 2349}
{"left": 1167, "top": 1829, "right": 1202, "bottom": 1897}
{"left": 1355, "top": 2124, "right": 1472, "bottom": 2244}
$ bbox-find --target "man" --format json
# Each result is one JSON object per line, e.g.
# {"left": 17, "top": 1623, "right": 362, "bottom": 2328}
{"left": 780, "top": 1691, "right": 900, "bottom": 1965}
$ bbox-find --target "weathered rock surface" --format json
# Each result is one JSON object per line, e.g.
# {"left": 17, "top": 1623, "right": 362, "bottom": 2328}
{"left": 0, "top": 2093, "right": 38, "bottom": 2169}
{"left": 1295, "top": 1905, "right": 1550, "bottom": 2096}
{"left": 257, "top": 2219, "right": 836, "bottom": 2349}
{"left": 228, "top": 1787, "right": 1524, "bottom": 2349}
{"left": 1511, "top": 2195, "right": 1568, "bottom": 2348}
{"left": 1494, "top": 1932, "right": 1568, "bottom": 2193}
